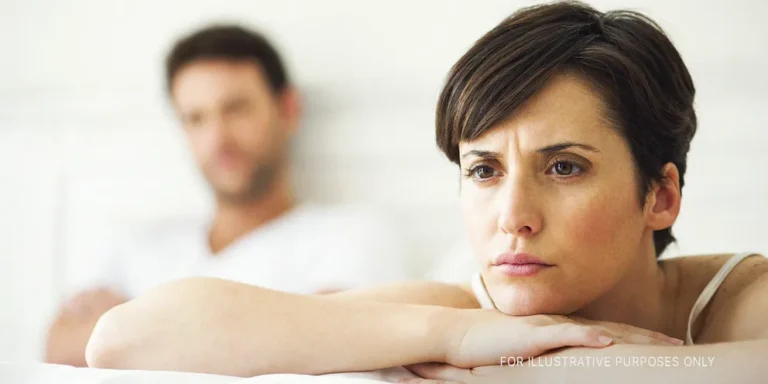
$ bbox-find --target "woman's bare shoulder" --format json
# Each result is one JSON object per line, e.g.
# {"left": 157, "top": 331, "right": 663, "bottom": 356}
{"left": 457, "top": 282, "right": 475, "bottom": 298}
{"left": 666, "top": 253, "right": 768, "bottom": 343}
{"left": 661, "top": 253, "right": 735, "bottom": 301}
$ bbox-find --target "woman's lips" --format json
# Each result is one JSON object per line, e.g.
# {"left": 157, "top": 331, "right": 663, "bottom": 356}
{"left": 494, "top": 263, "right": 552, "bottom": 276}
{"left": 493, "top": 252, "right": 553, "bottom": 277}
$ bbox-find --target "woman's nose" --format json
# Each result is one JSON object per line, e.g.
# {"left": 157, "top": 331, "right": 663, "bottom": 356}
{"left": 497, "top": 178, "right": 543, "bottom": 237}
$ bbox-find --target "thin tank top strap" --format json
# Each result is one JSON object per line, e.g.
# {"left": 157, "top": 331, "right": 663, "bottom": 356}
{"left": 685, "top": 252, "right": 762, "bottom": 345}
{"left": 472, "top": 273, "right": 497, "bottom": 310}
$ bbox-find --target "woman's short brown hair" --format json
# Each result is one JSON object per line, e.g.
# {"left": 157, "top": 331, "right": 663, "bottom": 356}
{"left": 436, "top": 1, "right": 697, "bottom": 257}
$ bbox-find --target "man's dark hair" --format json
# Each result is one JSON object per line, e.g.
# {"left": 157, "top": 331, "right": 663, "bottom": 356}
{"left": 436, "top": 1, "right": 697, "bottom": 257}
{"left": 165, "top": 24, "right": 289, "bottom": 94}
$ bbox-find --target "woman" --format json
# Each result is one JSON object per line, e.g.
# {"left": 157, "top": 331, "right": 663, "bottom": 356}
{"left": 86, "top": 2, "right": 768, "bottom": 383}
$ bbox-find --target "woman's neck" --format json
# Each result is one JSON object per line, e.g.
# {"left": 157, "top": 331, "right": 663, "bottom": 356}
{"left": 573, "top": 240, "right": 683, "bottom": 339}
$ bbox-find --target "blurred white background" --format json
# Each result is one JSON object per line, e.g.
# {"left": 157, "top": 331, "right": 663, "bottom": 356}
{"left": 0, "top": 0, "right": 766, "bottom": 362}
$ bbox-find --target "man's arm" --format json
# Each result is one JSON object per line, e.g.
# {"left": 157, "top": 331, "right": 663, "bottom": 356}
{"left": 45, "top": 288, "right": 127, "bottom": 366}
{"left": 47, "top": 225, "right": 131, "bottom": 366}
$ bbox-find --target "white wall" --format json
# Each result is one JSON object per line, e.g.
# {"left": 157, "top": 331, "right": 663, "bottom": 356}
{"left": 0, "top": 0, "right": 766, "bottom": 362}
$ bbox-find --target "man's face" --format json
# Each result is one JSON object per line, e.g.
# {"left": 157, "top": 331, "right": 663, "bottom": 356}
{"left": 170, "top": 59, "right": 298, "bottom": 203}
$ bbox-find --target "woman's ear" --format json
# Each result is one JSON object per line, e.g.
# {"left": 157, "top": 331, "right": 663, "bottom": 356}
{"left": 645, "top": 163, "right": 682, "bottom": 230}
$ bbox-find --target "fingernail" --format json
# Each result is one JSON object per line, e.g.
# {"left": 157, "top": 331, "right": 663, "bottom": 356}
{"left": 672, "top": 338, "right": 685, "bottom": 345}
{"left": 598, "top": 335, "right": 613, "bottom": 345}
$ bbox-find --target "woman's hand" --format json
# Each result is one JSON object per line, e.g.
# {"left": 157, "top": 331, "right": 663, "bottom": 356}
{"left": 445, "top": 310, "right": 683, "bottom": 369}
{"left": 400, "top": 363, "right": 500, "bottom": 384}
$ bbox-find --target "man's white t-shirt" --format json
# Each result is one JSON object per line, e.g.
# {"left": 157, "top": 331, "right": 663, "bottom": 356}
{"left": 67, "top": 204, "right": 414, "bottom": 298}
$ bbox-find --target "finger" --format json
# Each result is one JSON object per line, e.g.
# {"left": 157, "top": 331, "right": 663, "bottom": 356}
{"left": 404, "top": 363, "right": 447, "bottom": 377}
{"left": 531, "top": 323, "right": 615, "bottom": 352}
{"left": 398, "top": 379, "right": 463, "bottom": 384}
{"left": 575, "top": 319, "right": 684, "bottom": 346}
{"left": 607, "top": 324, "right": 684, "bottom": 346}
{"left": 405, "top": 363, "right": 470, "bottom": 382}
{"left": 612, "top": 332, "right": 683, "bottom": 346}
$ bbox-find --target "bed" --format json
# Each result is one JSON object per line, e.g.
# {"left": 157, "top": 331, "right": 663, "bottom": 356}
{"left": 0, "top": 362, "right": 417, "bottom": 383}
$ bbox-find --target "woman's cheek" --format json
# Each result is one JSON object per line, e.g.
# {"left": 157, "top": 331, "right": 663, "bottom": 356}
{"left": 563, "top": 189, "right": 636, "bottom": 253}
{"left": 462, "top": 184, "right": 502, "bottom": 261}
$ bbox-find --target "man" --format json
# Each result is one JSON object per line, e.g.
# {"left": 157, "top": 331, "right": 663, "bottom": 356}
{"left": 44, "top": 24, "right": 413, "bottom": 367}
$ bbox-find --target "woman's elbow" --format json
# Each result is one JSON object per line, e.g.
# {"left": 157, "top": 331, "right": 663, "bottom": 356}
{"left": 84, "top": 278, "right": 224, "bottom": 369}
{"left": 84, "top": 305, "right": 133, "bottom": 369}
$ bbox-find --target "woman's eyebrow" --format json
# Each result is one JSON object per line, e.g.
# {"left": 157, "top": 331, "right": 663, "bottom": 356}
{"left": 461, "top": 150, "right": 501, "bottom": 160}
{"left": 537, "top": 142, "right": 600, "bottom": 154}
{"left": 461, "top": 143, "right": 599, "bottom": 159}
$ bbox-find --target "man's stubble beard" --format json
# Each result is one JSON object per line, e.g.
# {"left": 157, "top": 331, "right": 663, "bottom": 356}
{"left": 208, "top": 156, "right": 283, "bottom": 205}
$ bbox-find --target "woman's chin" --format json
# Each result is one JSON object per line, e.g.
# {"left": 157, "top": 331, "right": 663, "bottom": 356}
{"left": 489, "top": 286, "right": 577, "bottom": 316}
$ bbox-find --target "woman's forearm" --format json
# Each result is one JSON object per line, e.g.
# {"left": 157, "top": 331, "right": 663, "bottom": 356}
{"left": 327, "top": 280, "right": 479, "bottom": 308}
{"left": 85, "top": 277, "right": 462, "bottom": 377}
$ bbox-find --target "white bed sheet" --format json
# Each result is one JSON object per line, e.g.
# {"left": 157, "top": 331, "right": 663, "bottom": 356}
{"left": 0, "top": 362, "right": 418, "bottom": 384}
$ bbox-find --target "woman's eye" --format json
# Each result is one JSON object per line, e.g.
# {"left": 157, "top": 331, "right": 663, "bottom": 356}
{"left": 550, "top": 161, "right": 583, "bottom": 176}
{"left": 472, "top": 165, "right": 496, "bottom": 180}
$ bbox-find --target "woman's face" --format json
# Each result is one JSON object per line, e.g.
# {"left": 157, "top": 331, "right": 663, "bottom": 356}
{"left": 460, "top": 73, "right": 651, "bottom": 316}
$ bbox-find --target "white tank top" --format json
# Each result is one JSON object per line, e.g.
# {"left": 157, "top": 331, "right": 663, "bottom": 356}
{"left": 471, "top": 252, "right": 763, "bottom": 345}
